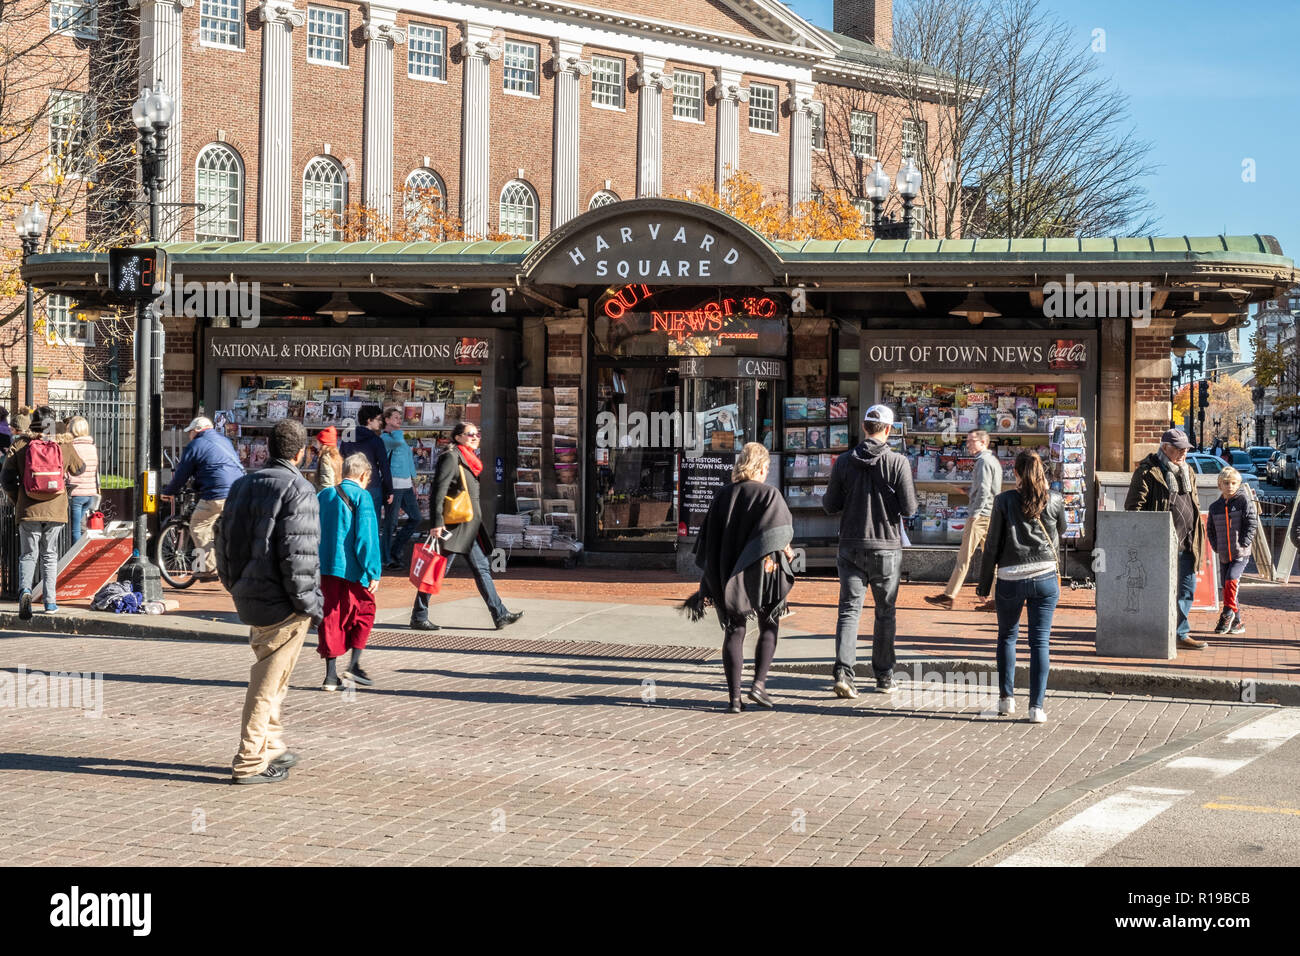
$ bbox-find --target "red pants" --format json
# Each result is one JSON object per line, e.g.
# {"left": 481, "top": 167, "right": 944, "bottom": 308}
{"left": 318, "top": 575, "right": 376, "bottom": 659}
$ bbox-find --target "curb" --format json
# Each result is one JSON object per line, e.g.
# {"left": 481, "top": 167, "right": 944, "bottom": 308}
{"left": 0, "top": 610, "right": 248, "bottom": 644}
{"left": 767, "top": 657, "right": 1300, "bottom": 706}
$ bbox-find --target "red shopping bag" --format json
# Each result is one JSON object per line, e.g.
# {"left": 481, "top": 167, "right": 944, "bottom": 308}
{"left": 409, "top": 534, "right": 449, "bottom": 595}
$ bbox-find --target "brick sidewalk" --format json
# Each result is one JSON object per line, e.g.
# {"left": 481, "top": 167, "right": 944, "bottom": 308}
{"left": 92, "top": 562, "right": 1300, "bottom": 684}
{"left": 0, "top": 631, "right": 1251, "bottom": 866}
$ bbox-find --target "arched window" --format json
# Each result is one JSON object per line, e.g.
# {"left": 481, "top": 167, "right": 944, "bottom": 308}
{"left": 303, "top": 155, "right": 347, "bottom": 241}
{"left": 195, "top": 143, "right": 243, "bottom": 241}
{"left": 403, "top": 167, "right": 446, "bottom": 233}
{"left": 588, "top": 190, "right": 619, "bottom": 210}
{"left": 498, "top": 180, "right": 537, "bottom": 240}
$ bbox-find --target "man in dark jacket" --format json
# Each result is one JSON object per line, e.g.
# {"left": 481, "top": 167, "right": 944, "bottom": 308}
{"left": 162, "top": 416, "right": 244, "bottom": 577}
{"left": 341, "top": 404, "right": 393, "bottom": 518}
{"left": 217, "top": 419, "right": 323, "bottom": 785}
{"left": 823, "top": 404, "right": 918, "bottom": 697}
{"left": 409, "top": 422, "right": 521, "bottom": 631}
{"left": 1125, "top": 428, "right": 1207, "bottom": 651}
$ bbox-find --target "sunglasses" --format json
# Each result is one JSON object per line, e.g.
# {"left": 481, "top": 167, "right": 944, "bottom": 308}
{"left": 463, "top": 431, "right": 480, "bottom": 439}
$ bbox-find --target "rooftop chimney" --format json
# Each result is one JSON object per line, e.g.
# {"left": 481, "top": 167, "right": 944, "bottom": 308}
{"left": 834, "top": 0, "right": 893, "bottom": 51}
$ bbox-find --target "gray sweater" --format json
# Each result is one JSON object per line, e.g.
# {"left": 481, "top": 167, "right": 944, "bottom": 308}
{"left": 968, "top": 450, "right": 1003, "bottom": 517}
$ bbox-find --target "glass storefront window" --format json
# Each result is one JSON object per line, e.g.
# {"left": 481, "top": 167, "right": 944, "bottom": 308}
{"left": 592, "top": 365, "right": 679, "bottom": 544}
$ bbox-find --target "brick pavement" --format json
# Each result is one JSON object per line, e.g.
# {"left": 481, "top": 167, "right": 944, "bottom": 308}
{"left": 52, "top": 562, "right": 1300, "bottom": 684}
{"left": 0, "top": 630, "right": 1252, "bottom": 865}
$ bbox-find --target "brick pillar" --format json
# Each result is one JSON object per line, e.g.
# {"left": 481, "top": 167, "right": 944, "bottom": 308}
{"left": 545, "top": 315, "right": 584, "bottom": 389}
{"left": 160, "top": 314, "right": 196, "bottom": 428}
{"left": 1130, "top": 316, "right": 1175, "bottom": 463}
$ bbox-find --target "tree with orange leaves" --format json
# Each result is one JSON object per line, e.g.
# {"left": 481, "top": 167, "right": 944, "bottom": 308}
{"left": 666, "top": 169, "right": 870, "bottom": 241}
{"left": 317, "top": 185, "right": 511, "bottom": 242}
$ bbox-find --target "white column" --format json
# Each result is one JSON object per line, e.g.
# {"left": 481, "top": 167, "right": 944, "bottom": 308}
{"left": 130, "top": 0, "right": 192, "bottom": 241}
{"left": 713, "top": 68, "right": 747, "bottom": 191}
{"left": 256, "top": 1, "right": 306, "bottom": 242}
{"left": 635, "top": 55, "right": 671, "bottom": 198}
{"left": 460, "top": 23, "right": 501, "bottom": 237}
{"left": 363, "top": 8, "right": 406, "bottom": 222}
{"left": 787, "top": 81, "right": 817, "bottom": 208}
{"left": 551, "top": 39, "right": 589, "bottom": 229}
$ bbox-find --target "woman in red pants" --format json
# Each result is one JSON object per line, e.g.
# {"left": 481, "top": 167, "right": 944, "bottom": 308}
{"left": 317, "top": 453, "right": 383, "bottom": 690}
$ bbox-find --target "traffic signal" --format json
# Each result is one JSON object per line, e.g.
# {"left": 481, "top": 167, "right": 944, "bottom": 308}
{"left": 1198, "top": 380, "right": 1210, "bottom": 409}
{"left": 107, "top": 247, "right": 168, "bottom": 301}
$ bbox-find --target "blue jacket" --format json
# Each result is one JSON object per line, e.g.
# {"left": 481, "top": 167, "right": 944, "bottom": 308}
{"left": 164, "top": 427, "right": 245, "bottom": 499}
{"left": 317, "top": 478, "right": 382, "bottom": 585}
{"left": 382, "top": 428, "right": 418, "bottom": 481}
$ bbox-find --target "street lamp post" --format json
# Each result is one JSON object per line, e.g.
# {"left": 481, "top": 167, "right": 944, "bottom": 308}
{"left": 1170, "top": 335, "right": 1202, "bottom": 448}
{"left": 14, "top": 204, "right": 47, "bottom": 408}
{"left": 118, "top": 85, "right": 174, "bottom": 603}
{"left": 865, "top": 158, "right": 921, "bottom": 240}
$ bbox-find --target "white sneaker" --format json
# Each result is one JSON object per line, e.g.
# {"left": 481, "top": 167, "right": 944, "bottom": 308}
{"left": 997, "top": 696, "right": 1015, "bottom": 716}
{"left": 1028, "top": 706, "right": 1047, "bottom": 724}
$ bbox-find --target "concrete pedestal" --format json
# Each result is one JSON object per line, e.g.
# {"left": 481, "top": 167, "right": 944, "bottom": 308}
{"left": 1095, "top": 511, "right": 1177, "bottom": 659}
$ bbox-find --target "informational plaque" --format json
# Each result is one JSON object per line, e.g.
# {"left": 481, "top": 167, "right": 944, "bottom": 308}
{"left": 678, "top": 453, "right": 736, "bottom": 537}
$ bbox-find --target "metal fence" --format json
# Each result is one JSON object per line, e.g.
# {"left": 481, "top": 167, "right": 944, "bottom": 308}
{"left": 1, "top": 391, "right": 137, "bottom": 599}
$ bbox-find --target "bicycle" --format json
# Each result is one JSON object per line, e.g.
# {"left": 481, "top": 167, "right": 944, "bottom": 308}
{"left": 156, "top": 486, "right": 202, "bottom": 589}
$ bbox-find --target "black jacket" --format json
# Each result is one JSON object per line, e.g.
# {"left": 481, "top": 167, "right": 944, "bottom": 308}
{"left": 977, "top": 489, "right": 1065, "bottom": 596}
{"left": 341, "top": 426, "right": 393, "bottom": 504}
{"left": 823, "top": 438, "right": 918, "bottom": 550}
{"left": 1207, "top": 489, "right": 1258, "bottom": 563}
{"left": 429, "top": 445, "right": 492, "bottom": 556}
{"left": 687, "top": 479, "right": 794, "bottom": 625}
{"left": 216, "top": 458, "right": 324, "bottom": 627}
{"left": 1124, "top": 452, "right": 1206, "bottom": 565}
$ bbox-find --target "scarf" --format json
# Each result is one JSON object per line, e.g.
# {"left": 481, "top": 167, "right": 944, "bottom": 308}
{"left": 1157, "top": 450, "right": 1193, "bottom": 495}
{"left": 458, "top": 443, "right": 484, "bottom": 477}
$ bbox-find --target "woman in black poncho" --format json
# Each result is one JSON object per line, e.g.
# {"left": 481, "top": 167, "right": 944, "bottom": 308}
{"left": 684, "top": 442, "right": 795, "bottom": 713}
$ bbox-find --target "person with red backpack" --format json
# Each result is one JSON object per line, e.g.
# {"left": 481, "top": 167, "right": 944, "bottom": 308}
{"left": 0, "top": 406, "right": 85, "bottom": 619}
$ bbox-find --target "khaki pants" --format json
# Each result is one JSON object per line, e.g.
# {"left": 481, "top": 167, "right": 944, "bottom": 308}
{"left": 942, "top": 513, "right": 991, "bottom": 599}
{"left": 232, "top": 612, "right": 310, "bottom": 778}
{"left": 190, "top": 498, "right": 225, "bottom": 574}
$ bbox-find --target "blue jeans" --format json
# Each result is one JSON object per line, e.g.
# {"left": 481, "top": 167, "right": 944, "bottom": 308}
{"left": 383, "top": 486, "right": 421, "bottom": 565}
{"left": 1176, "top": 549, "right": 1198, "bottom": 640}
{"left": 834, "top": 547, "right": 901, "bottom": 681}
{"left": 69, "top": 495, "right": 95, "bottom": 543}
{"left": 19, "top": 521, "right": 61, "bottom": 606}
{"left": 994, "top": 573, "right": 1059, "bottom": 709}
{"left": 410, "top": 541, "right": 509, "bottom": 624}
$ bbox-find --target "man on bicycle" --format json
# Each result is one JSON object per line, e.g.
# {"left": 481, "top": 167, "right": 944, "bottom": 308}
{"left": 163, "top": 416, "right": 244, "bottom": 578}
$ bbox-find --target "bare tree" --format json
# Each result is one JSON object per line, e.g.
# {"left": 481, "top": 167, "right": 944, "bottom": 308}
{"left": 818, "top": 0, "right": 1157, "bottom": 239}
{"left": 2, "top": 0, "right": 144, "bottom": 382}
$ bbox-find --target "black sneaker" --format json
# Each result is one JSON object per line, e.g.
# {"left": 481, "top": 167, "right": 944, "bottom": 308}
{"left": 1214, "top": 609, "right": 1233, "bottom": 634}
{"left": 232, "top": 764, "right": 290, "bottom": 785}
{"left": 322, "top": 676, "right": 342, "bottom": 692}
{"left": 1229, "top": 613, "right": 1246, "bottom": 635}
{"left": 343, "top": 665, "right": 374, "bottom": 686}
{"left": 876, "top": 675, "right": 897, "bottom": 692}
{"left": 18, "top": 590, "right": 32, "bottom": 622}
{"left": 494, "top": 610, "right": 523, "bottom": 630}
{"left": 833, "top": 672, "right": 858, "bottom": 699}
{"left": 409, "top": 619, "right": 440, "bottom": 631}
{"left": 725, "top": 698, "right": 745, "bottom": 714}
{"left": 271, "top": 751, "right": 299, "bottom": 770}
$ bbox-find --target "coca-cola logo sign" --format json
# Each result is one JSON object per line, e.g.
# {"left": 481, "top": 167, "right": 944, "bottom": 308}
{"left": 1048, "top": 339, "right": 1087, "bottom": 370}
{"left": 455, "top": 337, "right": 490, "bottom": 365}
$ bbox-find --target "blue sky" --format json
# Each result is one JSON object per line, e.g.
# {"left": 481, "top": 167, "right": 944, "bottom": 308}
{"left": 788, "top": 0, "right": 1300, "bottom": 258}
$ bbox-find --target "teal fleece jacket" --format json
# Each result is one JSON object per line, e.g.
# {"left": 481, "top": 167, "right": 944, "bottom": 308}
{"left": 318, "top": 479, "right": 382, "bottom": 585}
{"left": 381, "top": 428, "right": 418, "bottom": 481}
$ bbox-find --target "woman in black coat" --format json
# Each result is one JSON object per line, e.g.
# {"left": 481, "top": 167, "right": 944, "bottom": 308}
{"left": 684, "top": 442, "right": 795, "bottom": 713}
{"left": 341, "top": 405, "right": 393, "bottom": 516}
{"left": 409, "top": 422, "right": 522, "bottom": 631}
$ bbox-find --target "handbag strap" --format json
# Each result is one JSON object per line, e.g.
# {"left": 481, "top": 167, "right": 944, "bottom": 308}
{"left": 1034, "top": 510, "right": 1060, "bottom": 570}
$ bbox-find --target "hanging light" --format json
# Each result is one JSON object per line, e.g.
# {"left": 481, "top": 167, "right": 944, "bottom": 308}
{"left": 950, "top": 290, "right": 1000, "bottom": 326}
{"left": 1170, "top": 334, "right": 1198, "bottom": 358}
{"left": 317, "top": 292, "right": 363, "bottom": 322}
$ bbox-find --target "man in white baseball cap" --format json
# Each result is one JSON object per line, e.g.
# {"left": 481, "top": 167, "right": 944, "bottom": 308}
{"left": 823, "top": 402, "right": 917, "bottom": 698}
{"left": 162, "top": 414, "right": 245, "bottom": 578}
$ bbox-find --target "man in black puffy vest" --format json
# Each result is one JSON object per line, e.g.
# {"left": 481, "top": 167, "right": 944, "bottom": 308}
{"left": 217, "top": 419, "right": 323, "bottom": 785}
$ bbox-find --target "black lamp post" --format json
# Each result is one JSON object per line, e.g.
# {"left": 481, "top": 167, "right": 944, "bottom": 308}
{"left": 865, "top": 158, "right": 921, "bottom": 240}
{"left": 119, "top": 85, "right": 173, "bottom": 603}
{"left": 14, "top": 203, "right": 46, "bottom": 408}
{"left": 1170, "top": 334, "right": 1202, "bottom": 447}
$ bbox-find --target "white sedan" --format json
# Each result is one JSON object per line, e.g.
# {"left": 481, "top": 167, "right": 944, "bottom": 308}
{"left": 1186, "top": 452, "right": 1260, "bottom": 491}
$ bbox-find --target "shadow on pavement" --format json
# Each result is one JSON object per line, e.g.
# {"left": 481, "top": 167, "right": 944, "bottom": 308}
{"left": 0, "top": 752, "right": 228, "bottom": 783}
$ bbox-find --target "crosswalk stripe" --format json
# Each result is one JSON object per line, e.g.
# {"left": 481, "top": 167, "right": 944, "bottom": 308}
{"left": 996, "top": 788, "right": 1191, "bottom": 867}
{"left": 1164, "top": 756, "right": 1253, "bottom": 776}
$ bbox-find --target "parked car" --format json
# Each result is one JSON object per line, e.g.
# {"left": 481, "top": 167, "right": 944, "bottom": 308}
{"left": 1247, "top": 445, "right": 1275, "bottom": 470}
{"left": 1225, "top": 448, "right": 1257, "bottom": 476}
{"left": 1284, "top": 448, "right": 1299, "bottom": 489}
{"left": 1265, "top": 450, "right": 1285, "bottom": 485}
{"left": 1186, "top": 452, "right": 1261, "bottom": 492}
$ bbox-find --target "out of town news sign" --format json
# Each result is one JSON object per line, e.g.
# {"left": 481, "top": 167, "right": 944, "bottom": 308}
{"left": 531, "top": 211, "right": 776, "bottom": 286}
